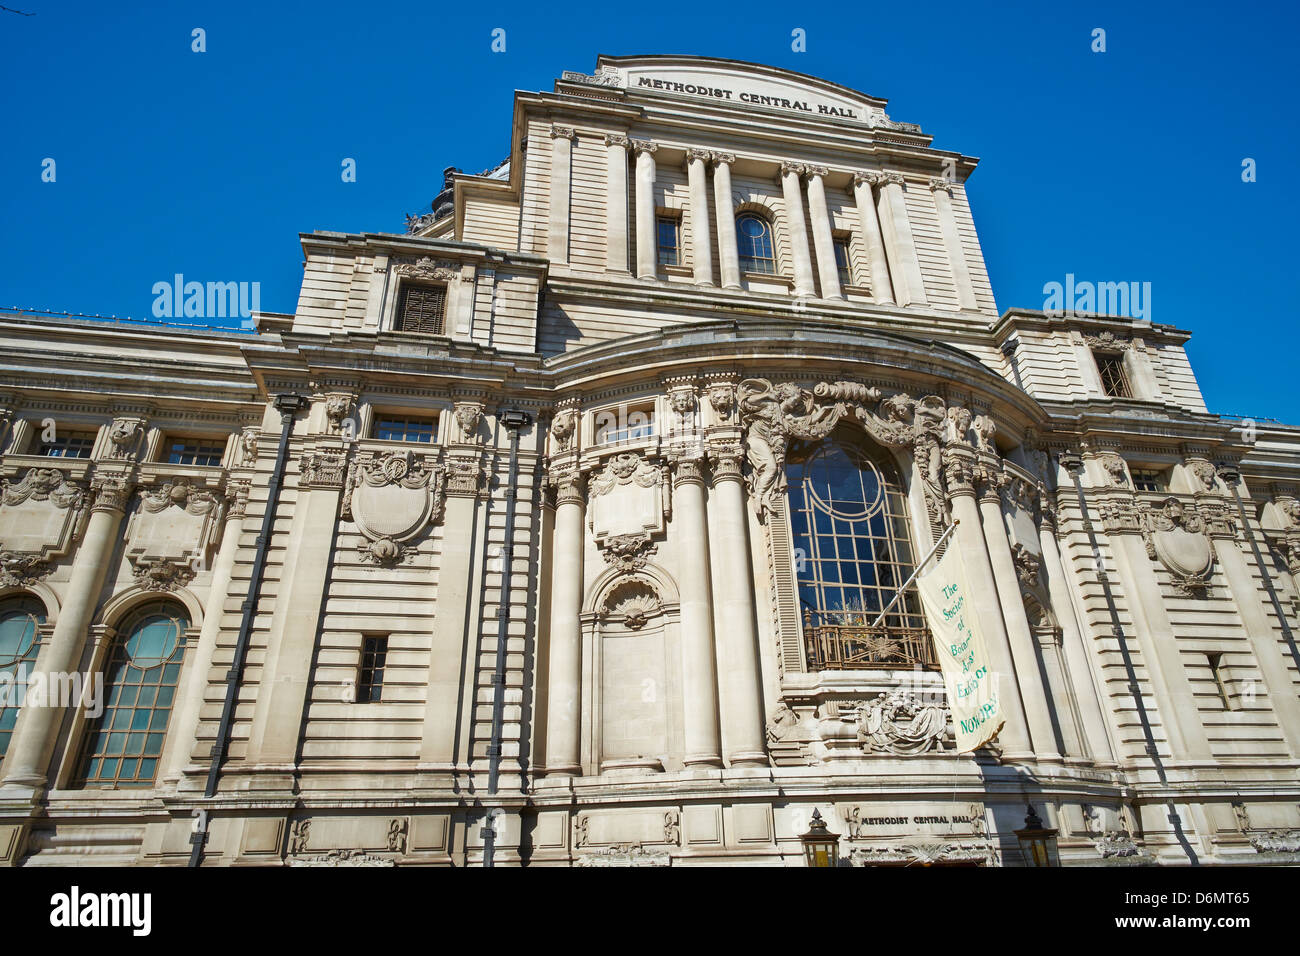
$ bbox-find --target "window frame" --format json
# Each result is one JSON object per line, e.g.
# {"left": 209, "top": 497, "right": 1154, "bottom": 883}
{"left": 736, "top": 213, "right": 777, "bottom": 275}
{"left": 655, "top": 214, "right": 682, "bottom": 268}
{"left": 1094, "top": 350, "right": 1132, "bottom": 398}
{"left": 357, "top": 635, "right": 389, "bottom": 704}
{"left": 162, "top": 436, "right": 225, "bottom": 467}
{"left": 592, "top": 400, "right": 655, "bottom": 446}
{"left": 1130, "top": 468, "right": 1169, "bottom": 493}
{"left": 37, "top": 428, "right": 97, "bottom": 459}
{"left": 394, "top": 280, "right": 449, "bottom": 335}
{"left": 0, "top": 597, "right": 46, "bottom": 762}
{"left": 832, "top": 235, "right": 853, "bottom": 288}
{"left": 73, "top": 600, "right": 189, "bottom": 789}
{"left": 785, "top": 431, "right": 935, "bottom": 671}
{"left": 371, "top": 415, "right": 438, "bottom": 444}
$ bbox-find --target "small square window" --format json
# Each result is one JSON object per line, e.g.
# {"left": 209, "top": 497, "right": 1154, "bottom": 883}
{"left": 164, "top": 438, "right": 224, "bottom": 467}
{"left": 38, "top": 429, "right": 96, "bottom": 458}
{"left": 833, "top": 237, "right": 852, "bottom": 288}
{"left": 358, "top": 635, "right": 388, "bottom": 703}
{"left": 374, "top": 417, "right": 437, "bottom": 443}
{"left": 656, "top": 216, "right": 681, "bottom": 267}
{"left": 1094, "top": 351, "right": 1131, "bottom": 398}
{"left": 395, "top": 282, "right": 447, "bottom": 334}
{"left": 1130, "top": 468, "right": 1168, "bottom": 492}
{"left": 594, "top": 402, "right": 654, "bottom": 445}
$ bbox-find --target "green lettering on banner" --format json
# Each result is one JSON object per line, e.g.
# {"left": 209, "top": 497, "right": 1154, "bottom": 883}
{"left": 915, "top": 543, "right": 1005, "bottom": 753}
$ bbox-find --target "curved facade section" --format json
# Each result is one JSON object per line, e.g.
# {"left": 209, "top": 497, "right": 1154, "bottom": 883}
{"left": 0, "top": 55, "right": 1297, "bottom": 867}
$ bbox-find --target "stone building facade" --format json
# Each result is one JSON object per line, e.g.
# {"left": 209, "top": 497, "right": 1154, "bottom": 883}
{"left": 1, "top": 55, "right": 1298, "bottom": 866}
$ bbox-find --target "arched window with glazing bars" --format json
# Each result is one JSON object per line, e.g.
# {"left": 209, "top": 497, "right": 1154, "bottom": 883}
{"left": 736, "top": 213, "right": 777, "bottom": 274}
{"left": 785, "top": 429, "right": 935, "bottom": 670}
{"left": 74, "top": 600, "right": 188, "bottom": 788}
{"left": 0, "top": 597, "right": 45, "bottom": 763}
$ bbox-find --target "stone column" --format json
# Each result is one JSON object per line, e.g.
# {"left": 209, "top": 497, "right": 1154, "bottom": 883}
{"left": 975, "top": 464, "right": 1063, "bottom": 761}
{"left": 707, "top": 445, "right": 768, "bottom": 767}
{"left": 631, "top": 139, "right": 658, "bottom": 280}
{"left": 711, "top": 152, "right": 741, "bottom": 289}
{"left": 542, "top": 473, "right": 585, "bottom": 775}
{"left": 941, "top": 448, "right": 1033, "bottom": 758}
{"left": 2, "top": 416, "right": 30, "bottom": 455}
{"left": 1101, "top": 498, "right": 1214, "bottom": 760}
{"left": 685, "top": 149, "right": 715, "bottom": 287}
{"left": 160, "top": 482, "right": 248, "bottom": 786}
{"left": 242, "top": 450, "right": 346, "bottom": 783}
{"left": 1039, "top": 503, "right": 1116, "bottom": 765}
{"left": 1210, "top": 512, "right": 1300, "bottom": 756}
{"left": 547, "top": 126, "right": 575, "bottom": 266}
{"left": 877, "top": 172, "right": 927, "bottom": 307}
{"left": 778, "top": 162, "right": 816, "bottom": 298}
{"left": 929, "top": 178, "right": 978, "bottom": 311}
{"left": 670, "top": 455, "right": 723, "bottom": 767}
{"left": 852, "top": 172, "right": 894, "bottom": 305}
{"left": 603, "top": 133, "right": 631, "bottom": 274}
{"left": 0, "top": 478, "right": 129, "bottom": 793}
{"left": 803, "top": 166, "right": 843, "bottom": 300}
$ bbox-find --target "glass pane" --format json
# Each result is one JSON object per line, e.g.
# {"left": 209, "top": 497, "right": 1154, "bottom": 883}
{"left": 74, "top": 601, "right": 186, "bottom": 788}
{"left": 786, "top": 433, "right": 931, "bottom": 670}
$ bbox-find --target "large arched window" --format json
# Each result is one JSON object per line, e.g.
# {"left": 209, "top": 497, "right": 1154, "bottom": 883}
{"left": 786, "top": 433, "right": 934, "bottom": 670}
{"left": 74, "top": 600, "right": 188, "bottom": 788}
{"left": 0, "top": 597, "right": 45, "bottom": 761}
{"left": 736, "top": 213, "right": 776, "bottom": 274}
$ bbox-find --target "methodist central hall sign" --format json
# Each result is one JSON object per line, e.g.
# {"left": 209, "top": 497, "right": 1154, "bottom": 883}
{"left": 633, "top": 75, "right": 859, "bottom": 118}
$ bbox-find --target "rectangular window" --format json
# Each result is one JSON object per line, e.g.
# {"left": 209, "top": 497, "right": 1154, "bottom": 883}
{"left": 38, "top": 429, "right": 96, "bottom": 458}
{"left": 833, "top": 237, "right": 852, "bottom": 288}
{"left": 395, "top": 282, "right": 447, "bottom": 334}
{"left": 1130, "top": 468, "right": 1169, "bottom": 492}
{"left": 357, "top": 635, "right": 389, "bottom": 703}
{"left": 164, "top": 437, "right": 224, "bottom": 467}
{"left": 1207, "top": 652, "right": 1236, "bottom": 711}
{"left": 374, "top": 416, "right": 437, "bottom": 443}
{"left": 656, "top": 216, "right": 681, "bottom": 267}
{"left": 1094, "top": 351, "right": 1131, "bottom": 398}
{"left": 594, "top": 402, "right": 655, "bottom": 445}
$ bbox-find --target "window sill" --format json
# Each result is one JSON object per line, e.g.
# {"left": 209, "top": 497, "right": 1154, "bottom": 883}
{"left": 742, "top": 271, "right": 793, "bottom": 287}
{"left": 660, "top": 264, "right": 693, "bottom": 277}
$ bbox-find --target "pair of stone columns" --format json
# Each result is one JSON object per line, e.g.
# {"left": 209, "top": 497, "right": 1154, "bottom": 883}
{"left": 778, "top": 162, "right": 839, "bottom": 300}
{"left": 606, "top": 137, "right": 741, "bottom": 288}
{"left": 853, "top": 171, "right": 928, "bottom": 307}
{"left": 542, "top": 448, "right": 767, "bottom": 774}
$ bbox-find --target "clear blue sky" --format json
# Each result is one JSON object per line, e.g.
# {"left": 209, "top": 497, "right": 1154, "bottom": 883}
{"left": 2, "top": 0, "right": 1296, "bottom": 421}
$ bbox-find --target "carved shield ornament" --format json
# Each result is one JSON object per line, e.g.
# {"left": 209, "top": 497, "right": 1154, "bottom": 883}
{"left": 1149, "top": 498, "right": 1213, "bottom": 592}
{"left": 350, "top": 451, "right": 443, "bottom": 543}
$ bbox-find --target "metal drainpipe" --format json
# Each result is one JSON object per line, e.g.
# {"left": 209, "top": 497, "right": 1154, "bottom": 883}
{"left": 482, "top": 409, "right": 530, "bottom": 868}
{"left": 1217, "top": 463, "right": 1300, "bottom": 673}
{"left": 188, "top": 392, "right": 305, "bottom": 867}
{"left": 1061, "top": 452, "right": 1199, "bottom": 865}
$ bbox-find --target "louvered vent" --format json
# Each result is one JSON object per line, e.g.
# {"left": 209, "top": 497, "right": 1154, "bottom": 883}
{"left": 396, "top": 283, "right": 447, "bottom": 334}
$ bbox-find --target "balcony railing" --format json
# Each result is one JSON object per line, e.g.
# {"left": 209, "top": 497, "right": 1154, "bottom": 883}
{"left": 802, "top": 610, "right": 938, "bottom": 670}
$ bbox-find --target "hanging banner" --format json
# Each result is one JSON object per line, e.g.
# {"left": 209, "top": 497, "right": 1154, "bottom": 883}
{"left": 915, "top": 544, "right": 1004, "bottom": 753}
